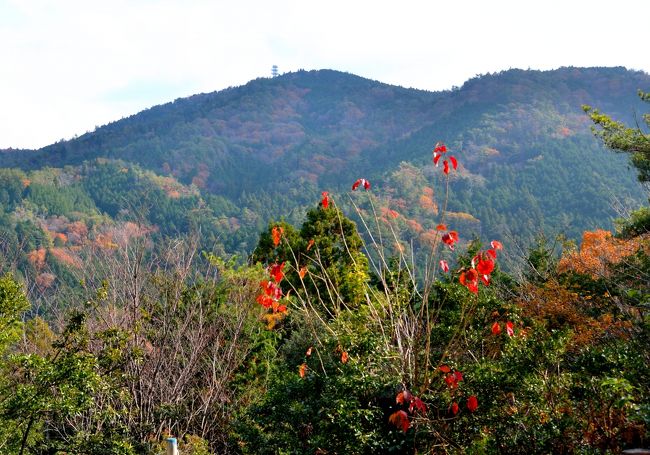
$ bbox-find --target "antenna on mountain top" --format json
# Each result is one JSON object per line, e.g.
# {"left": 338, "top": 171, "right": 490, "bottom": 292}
{"left": 271, "top": 65, "right": 279, "bottom": 78}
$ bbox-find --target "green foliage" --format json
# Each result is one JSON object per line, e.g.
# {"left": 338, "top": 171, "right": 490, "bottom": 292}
{"left": 584, "top": 90, "right": 650, "bottom": 182}
{"left": 0, "top": 274, "right": 29, "bottom": 353}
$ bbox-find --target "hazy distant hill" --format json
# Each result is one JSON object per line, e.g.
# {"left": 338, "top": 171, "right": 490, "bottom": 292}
{"left": 1, "top": 67, "right": 648, "bottom": 274}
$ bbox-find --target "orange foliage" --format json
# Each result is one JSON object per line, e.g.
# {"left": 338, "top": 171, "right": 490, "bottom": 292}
{"left": 418, "top": 190, "right": 438, "bottom": 214}
{"left": 518, "top": 280, "right": 632, "bottom": 351}
{"left": 406, "top": 218, "right": 423, "bottom": 233}
{"left": 558, "top": 230, "right": 648, "bottom": 278}
{"left": 66, "top": 221, "right": 89, "bottom": 245}
{"left": 54, "top": 232, "right": 68, "bottom": 244}
{"left": 94, "top": 233, "right": 118, "bottom": 250}
{"left": 50, "top": 248, "right": 82, "bottom": 268}
{"left": 446, "top": 211, "right": 480, "bottom": 223}
{"left": 36, "top": 272, "right": 56, "bottom": 289}
{"left": 419, "top": 229, "right": 438, "bottom": 249}
{"left": 27, "top": 248, "right": 47, "bottom": 270}
{"left": 21, "top": 178, "right": 31, "bottom": 188}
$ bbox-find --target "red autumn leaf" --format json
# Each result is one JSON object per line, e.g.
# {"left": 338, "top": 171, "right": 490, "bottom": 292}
{"left": 433, "top": 153, "right": 442, "bottom": 166}
{"left": 270, "top": 262, "right": 285, "bottom": 283}
{"left": 491, "top": 240, "right": 503, "bottom": 250}
{"left": 506, "top": 321, "right": 514, "bottom": 337}
{"left": 436, "top": 223, "right": 447, "bottom": 231}
{"left": 491, "top": 321, "right": 501, "bottom": 335}
{"left": 450, "top": 401, "right": 459, "bottom": 415}
{"left": 449, "top": 155, "right": 458, "bottom": 170}
{"left": 256, "top": 294, "right": 273, "bottom": 308}
{"left": 439, "top": 365, "right": 451, "bottom": 373}
{"left": 352, "top": 178, "right": 371, "bottom": 191}
{"left": 480, "top": 274, "right": 490, "bottom": 286}
{"left": 453, "top": 370, "right": 464, "bottom": 382}
{"left": 486, "top": 249, "right": 497, "bottom": 259}
{"left": 477, "top": 258, "right": 495, "bottom": 276}
{"left": 439, "top": 260, "right": 450, "bottom": 273}
{"left": 442, "top": 231, "right": 459, "bottom": 250}
{"left": 299, "top": 266, "right": 307, "bottom": 279}
{"left": 445, "top": 374, "right": 458, "bottom": 389}
{"left": 307, "top": 239, "right": 315, "bottom": 251}
{"left": 388, "top": 209, "right": 399, "bottom": 219}
{"left": 467, "top": 395, "right": 479, "bottom": 412}
{"left": 272, "top": 226, "right": 283, "bottom": 247}
{"left": 299, "top": 363, "right": 307, "bottom": 378}
{"left": 443, "top": 160, "right": 450, "bottom": 174}
{"left": 396, "top": 390, "right": 412, "bottom": 405}
{"left": 389, "top": 410, "right": 410, "bottom": 433}
{"left": 460, "top": 268, "right": 479, "bottom": 294}
{"left": 341, "top": 351, "right": 349, "bottom": 363}
{"left": 434, "top": 143, "right": 447, "bottom": 154}
{"left": 321, "top": 191, "right": 330, "bottom": 208}
{"left": 261, "top": 280, "right": 272, "bottom": 296}
{"left": 410, "top": 397, "right": 427, "bottom": 414}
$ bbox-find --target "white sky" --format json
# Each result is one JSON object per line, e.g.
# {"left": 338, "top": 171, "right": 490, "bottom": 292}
{"left": 1, "top": 0, "right": 648, "bottom": 149}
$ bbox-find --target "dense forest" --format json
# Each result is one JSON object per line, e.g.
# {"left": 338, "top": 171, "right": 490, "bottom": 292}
{"left": 0, "top": 70, "right": 648, "bottom": 453}
{"left": 0, "top": 67, "right": 648, "bottom": 298}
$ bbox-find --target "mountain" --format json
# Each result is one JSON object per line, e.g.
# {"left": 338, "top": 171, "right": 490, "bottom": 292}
{"left": 0, "top": 67, "right": 648, "bottom": 286}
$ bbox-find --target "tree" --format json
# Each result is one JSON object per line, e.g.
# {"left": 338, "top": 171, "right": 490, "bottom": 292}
{"left": 583, "top": 90, "right": 650, "bottom": 182}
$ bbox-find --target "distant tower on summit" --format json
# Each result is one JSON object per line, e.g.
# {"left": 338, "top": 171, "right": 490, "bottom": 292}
{"left": 271, "top": 65, "right": 279, "bottom": 78}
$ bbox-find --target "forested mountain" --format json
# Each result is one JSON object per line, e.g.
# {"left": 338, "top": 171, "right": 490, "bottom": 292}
{"left": 0, "top": 67, "right": 648, "bottom": 286}
{"left": 0, "top": 68, "right": 649, "bottom": 453}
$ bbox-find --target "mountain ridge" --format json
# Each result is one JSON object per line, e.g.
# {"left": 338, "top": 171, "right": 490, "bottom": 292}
{"left": 0, "top": 66, "right": 648, "bottom": 265}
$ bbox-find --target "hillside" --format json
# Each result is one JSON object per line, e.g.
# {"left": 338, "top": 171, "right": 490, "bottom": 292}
{"left": 0, "top": 67, "right": 648, "bottom": 286}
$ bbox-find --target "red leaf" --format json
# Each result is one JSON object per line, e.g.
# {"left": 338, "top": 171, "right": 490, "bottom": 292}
{"left": 506, "top": 321, "right": 514, "bottom": 337}
{"left": 477, "top": 258, "right": 494, "bottom": 276}
{"left": 449, "top": 155, "right": 458, "bottom": 170}
{"left": 299, "top": 363, "right": 307, "bottom": 378}
{"left": 453, "top": 370, "right": 464, "bottom": 382}
{"left": 442, "top": 231, "right": 459, "bottom": 249}
{"left": 480, "top": 274, "right": 490, "bottom": 286}
{"left": 272, "top": 226, "right": 283, "bottom": 247}
{"left": 352, "top": 178, "right": 371, "bottom": 191}
{"left": 467, "top": 395, "right": 478, "bottom": 412}
{"left": 486, "top": 249, "right": 497, "bottom": 259}
{"left": 433, "top": 153, "right": 442, "bottom": 166}
{"left": 396, "top": 390, "right": 412, "bottom": 405}
{"left": 410, "top": 397, "right": 427, "bottom": 414}
{"left": 443, "top": 160, "right": 450, "bottom": 174}
{"left": 445, "top": 374, "right": 458, "bottom": 389}
{"left": 450, "top": 401, "right": 459, "bottom": 415}
{"left": 307, "top": 239, "right": 315, "bottom": 251}
{"left": 321, "top": 191, "right": 330, "bottom": 209}
{"left": 439, "top": 260, "right": 450, "bottom": 273}
{"left": 439, "top": 365, "right": 451, "bottom": 373}
{"left": 491, "top": 321, "right": 501, "bottom": 335}
{"left": 491, "top": 240, "right": 503, "bottom": 250}
{"left": 256, "top": 294, "right": 273, "bottom": 308}
{"left": 299, "top": 266, "right": 307, "bottom": 279}
{"left": 270, "top": 262, "right": 285, "bottom": 283}
{"left": 341, "top": 351, "right": 349, "bottom": 363}
{"left": 460, "top": 268, "right": 479, "bottom": 294}
{"left": 434, "top": 143, "right": 447, "bottom": 154}
{"left": 389, "top": 410, "right": 410, "bottom": 433}
{"left": 436, "top": 223, "right": 447, "bottom": 231}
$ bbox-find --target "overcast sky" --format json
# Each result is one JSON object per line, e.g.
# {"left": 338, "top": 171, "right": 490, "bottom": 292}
{"left": 1, "top": 0, "right": 648, "bottom": 149}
